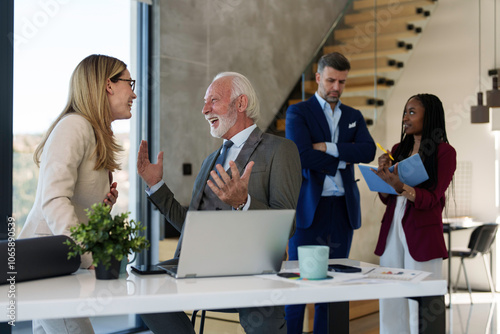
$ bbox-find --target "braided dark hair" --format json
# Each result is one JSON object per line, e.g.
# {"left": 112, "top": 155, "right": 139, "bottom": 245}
{"left": 393, "top": 94, "right": 449, "bottom": 190}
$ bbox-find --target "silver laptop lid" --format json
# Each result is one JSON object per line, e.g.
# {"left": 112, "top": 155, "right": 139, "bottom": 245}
{"left": 175, "top": 210, "right": 295, "bottom": 278}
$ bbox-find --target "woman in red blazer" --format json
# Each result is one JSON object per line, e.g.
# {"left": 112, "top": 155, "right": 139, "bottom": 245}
{"left": 373, "top": 94, "right": 456, "bottom": 334}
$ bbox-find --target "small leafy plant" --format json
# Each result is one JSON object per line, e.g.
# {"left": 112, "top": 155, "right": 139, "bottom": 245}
{"left": 65, "top": 202, "right": 150, "bottom": 269}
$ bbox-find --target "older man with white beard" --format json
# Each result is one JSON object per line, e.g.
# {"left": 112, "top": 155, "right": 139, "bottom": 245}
{"left": 137, "top": 72, "right": 302, "bottom": 334}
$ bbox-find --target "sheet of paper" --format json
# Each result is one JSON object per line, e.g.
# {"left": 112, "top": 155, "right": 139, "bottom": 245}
{"left": 267, "top": 266, "right": 430, "bottom": 285}
{"left": 364, "top": 267, "right": 431, "bottom": 283}
{"left": 358, "top": 165, "right": 398, "bottom": 195}
{"left": 358, "top": 154, "right": 429, "bottom": 194}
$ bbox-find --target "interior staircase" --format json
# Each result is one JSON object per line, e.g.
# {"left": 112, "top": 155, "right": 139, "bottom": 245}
{"left": 270, "top": 0, "right": 438, "bottom": 135}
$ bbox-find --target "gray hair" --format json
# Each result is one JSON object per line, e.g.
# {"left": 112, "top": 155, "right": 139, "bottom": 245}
{"left": 317, "top": 52, "right": 351, "bottom": 74}
{"left": 213, "top": 72, "right": 260, "bottom": 123}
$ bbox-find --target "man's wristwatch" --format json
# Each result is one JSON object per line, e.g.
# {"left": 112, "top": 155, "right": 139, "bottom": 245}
{"left": 234, "top": 201, "right": 246, "bottom": 211}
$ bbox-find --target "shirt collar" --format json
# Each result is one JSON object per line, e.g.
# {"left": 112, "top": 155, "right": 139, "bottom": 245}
{"left": 223, "top": 124, "right": 257, "bottom": 148}
{"left": 315, "top": 92, "right": 341, "bottom": 112}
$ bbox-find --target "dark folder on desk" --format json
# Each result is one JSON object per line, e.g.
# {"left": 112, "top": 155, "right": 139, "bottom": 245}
{"left": 158, "top": 210, "right": 295, "bottom": 279}
{"left": 359, "top": 154, "right": 429, "bottom": 194}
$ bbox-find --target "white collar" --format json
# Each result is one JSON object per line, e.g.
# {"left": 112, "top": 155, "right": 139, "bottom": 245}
{"left": 223, "top": 124, "right": 257, "bottom": 148}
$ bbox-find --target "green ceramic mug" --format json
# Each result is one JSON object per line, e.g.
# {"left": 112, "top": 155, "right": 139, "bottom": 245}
{"left": 298, "top": 245, "right": 329, "bottom": 279}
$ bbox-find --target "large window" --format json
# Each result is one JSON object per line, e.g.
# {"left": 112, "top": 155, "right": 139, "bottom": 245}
{"left": 12, "top": 1, "right": 141, "bottom": 333}
{"left": 12, "top": 0, "right": 134, "bottom": 233}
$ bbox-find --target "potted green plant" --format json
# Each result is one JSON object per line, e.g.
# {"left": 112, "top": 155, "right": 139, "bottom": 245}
{"left": 65, "top": 202, "right": 150, "bottom": 279}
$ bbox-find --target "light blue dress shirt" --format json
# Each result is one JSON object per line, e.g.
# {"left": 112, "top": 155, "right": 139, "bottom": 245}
{"left": 314, "top": 92, "right": 346, "bottom": 197}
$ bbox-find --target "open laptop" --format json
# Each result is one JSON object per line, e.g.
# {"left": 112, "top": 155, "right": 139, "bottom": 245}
{"left": 158, "top": 209, "right": 295, "bottom": 279}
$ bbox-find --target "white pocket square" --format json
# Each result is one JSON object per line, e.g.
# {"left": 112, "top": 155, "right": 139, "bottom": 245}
{"left": 349, "top": 122, "right": 356, "bottom": 128}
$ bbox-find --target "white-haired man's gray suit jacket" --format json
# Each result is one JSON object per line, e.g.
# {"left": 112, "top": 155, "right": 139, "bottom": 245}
{"left": 149, "top": 127, "right": 301, "bottom": 255}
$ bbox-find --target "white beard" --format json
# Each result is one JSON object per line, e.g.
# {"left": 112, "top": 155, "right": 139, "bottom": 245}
{"left": 210, "top": 105, "right": 238, "bottom": 138}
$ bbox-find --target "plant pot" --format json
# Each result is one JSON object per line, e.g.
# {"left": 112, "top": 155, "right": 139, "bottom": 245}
{"left": 95, "top": 257, "right": 121, "bottom": 280}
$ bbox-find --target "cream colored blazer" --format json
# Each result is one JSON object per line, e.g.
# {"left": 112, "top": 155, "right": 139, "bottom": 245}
{"left": 19, "top": 114, "right": 110, "bottom": 268}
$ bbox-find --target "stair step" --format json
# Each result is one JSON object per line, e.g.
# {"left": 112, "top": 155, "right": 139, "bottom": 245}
{"left": 344, "top": 85, "right": 392, "bottom": 94}
{"left": 324, "top": 43, "right": 411, "bottom": 60}
{"left": 326, "top": 38, "right": 409, "bottom": 54}
{"left": 349, "top": 14, "right": 429, "bottom": 29}
{"left": 288, "top": 99, "right": 304, "bottom": 105}
{"left": 288, "top": 96, "right": 384, "bottom": 109}
{"left": 303, "top": 78, "right": 393, "bottom": 95}
{"left": 350, "top": 299, "right": 379, "bottom": 320}
{"left": 353, "top": 0, "right": 436, "bottom": 11}
{"left": 329, "top": 48, "right": 410, "bottom": 60}
{"left": 344, "top": 96, "right": 385, "bottom": 107}
{"left": 276, "top": 119, "right": 286, "bottom": 131}
{"left": 335, "top": 16, "right": 426, "bottom": 40}
{"left": 305, "top": 76, "right": 395, "bottom": 87}
{"left": 312, "top": 57, "right": 402, "bottom": 76}
{"left": 349, "top": 57, "right": 400, "bottom": 68}
{"left": 336, "top": 28, "right": 421, "bottom": 43}
{"left": 350, "top": 65, "right": 401, "bottom": 76}
{"left": 344, "top": 5, "right": 429, "bottom": 25}
{"left": 349, "top": 57, "right": 403, "bottom": 76}
{"left": 276, "top": 115, "right": 375, "bottom": 132}
{"left": 347, "top": 75, "right": 395, "bottom": 86}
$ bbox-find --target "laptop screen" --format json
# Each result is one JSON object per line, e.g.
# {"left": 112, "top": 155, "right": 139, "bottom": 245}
{"left": 162, "top": 210, "right": 295, "bottom": 278}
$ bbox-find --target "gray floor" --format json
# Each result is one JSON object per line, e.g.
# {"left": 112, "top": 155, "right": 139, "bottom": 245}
{"left": 447, "top": 292, "right": 497, "bottom": 334}
{"left": 11, "top": 291, "right": 499, "bottom": 333}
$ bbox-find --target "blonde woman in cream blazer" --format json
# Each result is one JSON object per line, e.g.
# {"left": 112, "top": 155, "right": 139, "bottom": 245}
{"left": 19, "top": 114, "right": 111, "bottom": 267}
{"left": 19, "top": 54, "right": 137, "bottom": 334}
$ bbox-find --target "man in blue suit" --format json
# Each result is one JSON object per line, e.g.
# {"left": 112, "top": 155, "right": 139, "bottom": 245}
{"left": 285, "top": 52, "right": 376, "bottom": 333}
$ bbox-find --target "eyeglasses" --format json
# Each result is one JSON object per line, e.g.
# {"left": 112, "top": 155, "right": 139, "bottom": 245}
{"left": 117, "top": 78, "right": 136, "bottom": 92}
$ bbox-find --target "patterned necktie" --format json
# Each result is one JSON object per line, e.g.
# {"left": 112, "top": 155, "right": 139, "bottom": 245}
{"left": 213, "top": 140, "right": 234, "bottom": 175}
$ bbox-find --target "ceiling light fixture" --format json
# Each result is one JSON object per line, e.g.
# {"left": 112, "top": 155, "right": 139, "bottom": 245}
{"left": 487, "top": 0, "right": 500, "bottom": 107}
{"left": 471, "top": 0, "right": 489, "bottom": 123}
{"left": 487, "top": 75, "right": 500, "bottom": 107}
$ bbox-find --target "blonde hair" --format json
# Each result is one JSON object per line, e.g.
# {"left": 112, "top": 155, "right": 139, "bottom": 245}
{"left": 34, "top": 54, "right": 126, "bottom": 172}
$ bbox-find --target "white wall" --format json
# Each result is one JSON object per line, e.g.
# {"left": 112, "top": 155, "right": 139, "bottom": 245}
{"left": 385, "top": 0, "right": 498, "bottom": 222}
{"left": 382, "top": 0, "right": 499, "bottom": 290}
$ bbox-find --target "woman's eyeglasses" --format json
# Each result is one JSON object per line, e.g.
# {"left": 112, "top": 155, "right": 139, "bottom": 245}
{"left": 117, "top": 78, "right": 136, "bottom": 92}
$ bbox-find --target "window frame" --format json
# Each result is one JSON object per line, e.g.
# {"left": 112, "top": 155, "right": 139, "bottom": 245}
{"left": 2, "top": 0, "right": 157, "bottom": 332}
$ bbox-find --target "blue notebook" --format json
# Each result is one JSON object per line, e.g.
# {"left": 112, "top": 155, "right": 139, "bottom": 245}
{"left": 358, "top": 154, "right": 429, "bottom": 194}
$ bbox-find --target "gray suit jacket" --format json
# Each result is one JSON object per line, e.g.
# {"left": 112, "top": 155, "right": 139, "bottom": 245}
{"left": 148, "top": 127, "right": 302, "bottom": 257}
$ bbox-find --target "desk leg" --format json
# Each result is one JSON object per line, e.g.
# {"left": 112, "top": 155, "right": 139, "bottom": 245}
{"left": 409, "top": 295, "right": 445, "bottom": 334}
{"left": 448, "top": 231, "right": 452, "bottom": 307}
{"left": 327, "top": 301, "right": 349, "bottom": 334}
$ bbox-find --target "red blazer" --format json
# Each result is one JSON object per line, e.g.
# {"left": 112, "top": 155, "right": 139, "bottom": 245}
{"left": 374, "top": 142, "right": 456, "bottom": 261}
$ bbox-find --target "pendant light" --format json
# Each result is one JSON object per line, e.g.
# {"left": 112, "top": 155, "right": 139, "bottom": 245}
{"left": 488, "top": 76, "right": 500, "bottom": 107}
{"left": 487, "top": 0, "right": 500, "bottom": 107}
{"left": 471, "top": 0, "right": 489, "bottom": 123}
{"left": 472, "top": 93, "right": 489, "bottom": 123}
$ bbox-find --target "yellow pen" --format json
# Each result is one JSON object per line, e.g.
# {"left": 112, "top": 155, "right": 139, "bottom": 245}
{"left": 376, "top": 142, "right": 394, "bottom": 161}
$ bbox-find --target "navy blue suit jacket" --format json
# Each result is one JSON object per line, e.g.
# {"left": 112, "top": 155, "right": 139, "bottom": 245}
{"left": 285, "top": 96, "right": 376, "bottom": 231}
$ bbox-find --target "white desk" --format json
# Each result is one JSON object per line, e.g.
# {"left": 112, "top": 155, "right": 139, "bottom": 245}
{"left": 1, "top": 259, "right": 447, "bottom": 333}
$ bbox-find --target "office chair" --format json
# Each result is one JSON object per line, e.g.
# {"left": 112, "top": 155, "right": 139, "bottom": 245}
{"left": 451, "top": 223, "right": 498, "bottom": 303}
{"left": 191, "top": 309, "right": 238, "bottom": 334}
{"left": 191, "top": 310, "right": 206, "bottom": 333}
